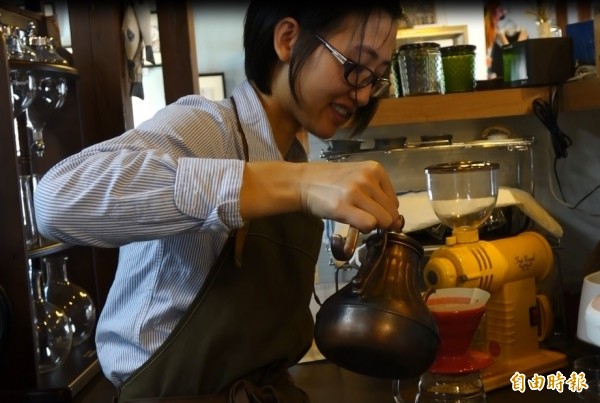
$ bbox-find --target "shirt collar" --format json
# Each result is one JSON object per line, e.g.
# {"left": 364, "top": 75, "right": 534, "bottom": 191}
{"left": 231, "top": 80, "right": 308, "bottom": 163}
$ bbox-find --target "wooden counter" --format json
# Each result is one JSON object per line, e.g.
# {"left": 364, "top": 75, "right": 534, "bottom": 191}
{"left": 74, "top": 358, "right": 581, "bottom": 402}
{"left": 290, "top": 361, "right": 576, "bottom": 402}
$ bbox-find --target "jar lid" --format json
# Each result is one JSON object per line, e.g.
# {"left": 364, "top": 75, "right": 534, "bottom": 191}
{"left": 440, "top": 44, "right": 476, "bottom": 56}
{"left": 424, "top": 160, "right": 499, "bottom": 174}
{"left": 399, "top": 42, "right": 440, "bottom": 51}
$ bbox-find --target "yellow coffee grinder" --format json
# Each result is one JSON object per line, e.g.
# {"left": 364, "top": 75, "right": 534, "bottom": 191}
{"left": 422, "top": 161, "right": 567, "bottom": 391}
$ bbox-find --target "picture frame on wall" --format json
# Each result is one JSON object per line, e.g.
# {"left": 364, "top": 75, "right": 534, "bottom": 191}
{"left": 198, "top": 73, "right": 226, "bottom": 101}
{"left": 143, "top": 12, "right": 162, "bottom": 66}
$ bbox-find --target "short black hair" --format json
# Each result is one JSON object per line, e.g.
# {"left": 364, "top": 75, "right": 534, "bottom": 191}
{"left": 243, "top": 0, "right": 403, "bottom": 136}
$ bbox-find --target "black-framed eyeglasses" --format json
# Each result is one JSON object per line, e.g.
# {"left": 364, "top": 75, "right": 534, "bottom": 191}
{"left": 315, "top": 34, "right": 390, "bottom": 98}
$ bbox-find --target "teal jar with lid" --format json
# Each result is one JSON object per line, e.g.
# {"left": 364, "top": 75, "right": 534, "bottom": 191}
{"left": 391, "top": 48, "right": 402, "bottom": 97}
{"left": 440, "top": 45, "right": 476, "bottom": 93}
{"left": 398, "top": 42, "right": 445, "bottom": 96}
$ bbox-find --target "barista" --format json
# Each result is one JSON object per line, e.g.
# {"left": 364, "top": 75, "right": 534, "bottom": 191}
{"left": 34, "top": 0, "right": 404, "bottom": 401}
{"left": 484, "top": 0, "right": 528, "bottom": 79}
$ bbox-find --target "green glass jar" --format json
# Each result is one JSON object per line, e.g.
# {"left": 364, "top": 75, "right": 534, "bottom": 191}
{"left": 441, "top": 45, "right": 476, "bottom": 93}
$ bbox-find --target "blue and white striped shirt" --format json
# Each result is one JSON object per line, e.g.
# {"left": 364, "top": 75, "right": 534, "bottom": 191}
{"left": 34, "top": 80, "right": 309, "bottom": 386}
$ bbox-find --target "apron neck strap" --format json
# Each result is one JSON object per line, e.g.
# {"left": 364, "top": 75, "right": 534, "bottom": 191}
{"left": 230, "top": 96, "right": 249, "bottom": 163}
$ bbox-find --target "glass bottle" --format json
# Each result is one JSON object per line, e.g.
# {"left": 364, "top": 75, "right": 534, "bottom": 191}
{"left": 537, "top": 20, "right": 553, "bottom": 38}
{"left": 9, "top": 69, "right": 37, "bottom": 117}
{"left": 29, "top": 263, "right": 73, "bottom": 373}
{"left": 43, "top": 255, "right": 96, "bottom": 346}
{"left": 19, "top": 174, "right": 39, "bottom": 248}
{"left": 1, "top": 25, "right": 37, "bottom": 61}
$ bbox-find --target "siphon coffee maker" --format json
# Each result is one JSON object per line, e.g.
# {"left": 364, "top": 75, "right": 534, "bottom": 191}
{"left": 422, "top": 161, "right": 567, "bottom": 391}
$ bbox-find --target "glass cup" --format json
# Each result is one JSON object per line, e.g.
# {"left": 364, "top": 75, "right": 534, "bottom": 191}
{"left": 574, "top": 355, "right": 600, "bottom": 402}
{"left": 415, "top": 371, "right": 486, "bottom": 403}
{"left": 392, "top": 379, "right": 405, "bottom": 403}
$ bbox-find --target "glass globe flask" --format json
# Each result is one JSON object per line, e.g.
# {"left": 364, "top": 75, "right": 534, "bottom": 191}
{"left": 43, "top": 255, "right": 96, "bottom": 346}
{"left": 26, "top": 75, "right": 68, "bottom": 157}
{"left": 29, "top": 265, "right": 73, "bottom": 373}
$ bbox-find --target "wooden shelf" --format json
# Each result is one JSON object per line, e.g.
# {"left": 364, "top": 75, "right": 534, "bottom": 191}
{"left": 322, "top": 137, "right": 535, "bottom": 161}
{"left": 370, "top": 77, "right": 600, "bottom": 127}
{"left": 8, "top": 60, "right": 78, "bottom": 78}
{"left": 27, "top": 240, "right": 72, "bottom": 259}
{"left": 37, "top": 339, "right": 100, "bottom": 398}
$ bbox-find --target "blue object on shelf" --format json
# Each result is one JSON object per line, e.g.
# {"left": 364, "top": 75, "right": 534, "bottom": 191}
{"left": 566, "top": 20, "right": 595, "bottom": 66}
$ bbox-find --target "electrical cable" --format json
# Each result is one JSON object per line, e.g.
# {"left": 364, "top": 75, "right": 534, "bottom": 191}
{"left": 532, "top": 86, "right": 572, "bottom": 159}
{"left": 571, "top": 184, "right": 600, "bottom": 210}
{"left": 533, "top": 85, "right": 599, "bottom": 214}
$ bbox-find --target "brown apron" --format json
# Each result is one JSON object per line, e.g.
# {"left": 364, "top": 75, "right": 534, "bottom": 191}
{"left": 117, "top": 99, "right": 324, "bottom": 403}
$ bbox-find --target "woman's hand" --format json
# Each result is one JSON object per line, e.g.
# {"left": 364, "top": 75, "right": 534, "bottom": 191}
{"left": 298, "top": 161, "right": 402, "bottom": 233}
{"left": 241, "top": 160, "right": 402, "bottom": 233}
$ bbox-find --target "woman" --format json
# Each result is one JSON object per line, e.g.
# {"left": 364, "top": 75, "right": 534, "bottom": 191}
{"left": 34, "top": 0, "right": 404, "bottom": 401}
{"left": 484, "top": 1, "right": 528, "bottom": 79}
{"left": 484, "top": 0, "right": 506, "bottom": 79}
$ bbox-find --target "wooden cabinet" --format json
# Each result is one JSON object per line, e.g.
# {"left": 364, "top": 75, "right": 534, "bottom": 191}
{"left": 0, "top": 2, "right": 199, "bottom": 400}
{"left": 0, "top": 4, "right": 125, "bottom": 401}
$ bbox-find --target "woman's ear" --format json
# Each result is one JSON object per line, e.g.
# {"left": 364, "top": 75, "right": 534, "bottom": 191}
{"left": 273, "top": 17, "right": 300, "bottom": 62}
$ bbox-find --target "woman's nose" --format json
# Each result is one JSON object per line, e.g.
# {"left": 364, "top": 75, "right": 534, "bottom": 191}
{"left": 352, "top": 85, "right": 372, "bottom": 107}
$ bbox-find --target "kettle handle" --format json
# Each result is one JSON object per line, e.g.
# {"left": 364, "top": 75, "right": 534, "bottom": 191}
{"left": 330, "top": 216, "right": 406, "bottom": 262}
{"left": 354, "top": 229, "right": 388, "bottom": 294}
{"left": 330, "top": 226, "right": 360, "bottom": 262}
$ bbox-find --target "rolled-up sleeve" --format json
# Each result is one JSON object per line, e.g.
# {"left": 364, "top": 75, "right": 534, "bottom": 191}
{"left": 175, "top": 157, "right": 245, "bottom": 232}
{"left": 34, "top": 98, "right": 246, "bottom": 247}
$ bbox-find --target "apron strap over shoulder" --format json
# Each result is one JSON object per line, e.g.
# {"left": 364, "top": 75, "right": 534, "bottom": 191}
{"left": 117, "top": 96, "right": 320, "bottom": 403}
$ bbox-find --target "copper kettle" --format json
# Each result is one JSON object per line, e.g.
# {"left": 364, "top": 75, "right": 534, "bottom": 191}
{"left": 314, "top": 219, "right": 439, "bottom": 379}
